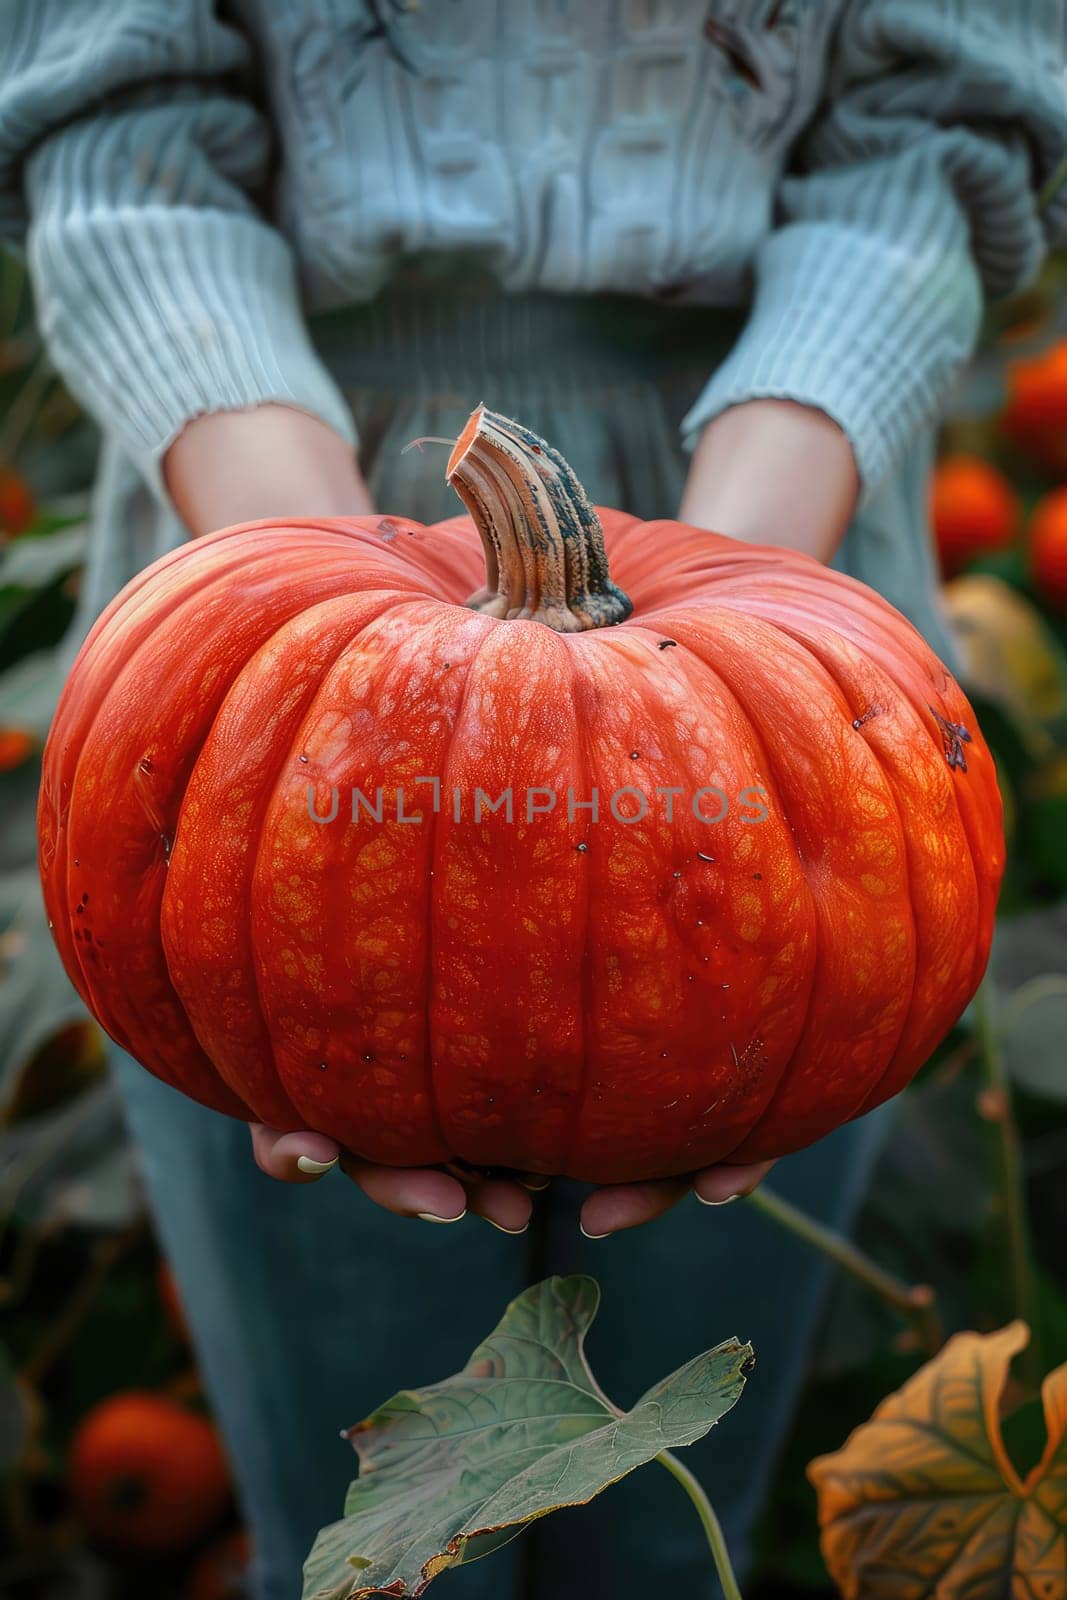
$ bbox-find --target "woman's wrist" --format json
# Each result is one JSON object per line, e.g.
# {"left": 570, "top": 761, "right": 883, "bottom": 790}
{"left": 679, "top": 399, "right": 860, "bottom": 565}
{"left": 163, "top": 404, "right": 373, "bottom": 539}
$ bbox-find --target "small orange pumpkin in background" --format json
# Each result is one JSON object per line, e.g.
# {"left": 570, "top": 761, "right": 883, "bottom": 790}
{"left": 1029, "top": 486, "right": 1067, "bottom": 615}
{"left": 68, "top": 1392, "right": 231, "bottom": 1553}
{"left": 0, "top": 465, "right": 34, "bottom": 539}
{"left": 39, "top": 407, "right": 1003, "bottom": 1183}
{"left": 187, "top": 1528, "right": 252, "bottom": 1600}
{"left": 1003, "top": 338, "right": 1067, "bottom": 474}
{"left": 929, "top": 455, "right": 1020, "bottom": 577}
{"left": 0, "top": 727, "right": 36, "bottom": 772}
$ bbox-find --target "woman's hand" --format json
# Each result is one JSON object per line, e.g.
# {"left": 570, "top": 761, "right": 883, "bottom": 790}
{"left": 163, "top": 405, "right": 374, "bottom": 538}
{"left": 680, "top": 398, "right": 860, "bottom": 562}
{"left": 248, "top": 1126, "right": 539, "bottom": 1233}
{"left": 249, "top": 1123, "right": 773, "bottom": 1236}
{"left": 577, "top": 1160, "right": 776, "bottom": 1235}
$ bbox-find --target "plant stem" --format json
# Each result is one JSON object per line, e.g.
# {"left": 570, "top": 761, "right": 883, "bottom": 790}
{"left": 19, "top": 1227, "right": 137, "bottom": 1386}
{"left": 0, "top": 349, "right": 52, "bottom": 463}
{"left": 972, "top": 980, "right": 1041, "bottom": 1381}
{"left": 745, "top": 1184, "right": 942, "bottom": 1354}
{"left": 1038, "top": 152, "right": 1067, "bottom": 213}
{"left": 656, "top": 1449, "right": 743, "bottom": 1600}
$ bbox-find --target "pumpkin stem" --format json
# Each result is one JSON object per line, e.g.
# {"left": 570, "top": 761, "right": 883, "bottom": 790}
{"left": 446, "top": 404, "right": 633, "bottom": 632}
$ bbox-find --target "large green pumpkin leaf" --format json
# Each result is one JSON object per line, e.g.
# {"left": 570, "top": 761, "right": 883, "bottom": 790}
{"left": 303, "top": 1275, "right": 752, "bottom": 1600}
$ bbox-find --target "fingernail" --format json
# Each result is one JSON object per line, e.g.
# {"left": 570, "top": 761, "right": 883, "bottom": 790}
{"left": 296, "top": 1155, "right": 338, "bottom": 1175}
{"left": 579, "top": 1223, "right": 610, "bottom": 1239}
{"left": 417, "top": 1209, "right": 467, "bottom": 1224}
{"left": 519, "top": 1176, "right": 551, "bottom": 1191}
{"left": 696, "top": 1190, "right": 741, "bottom": 1207}
{"left": 483, "top": 1218, "right": 529, "bottom": 1235}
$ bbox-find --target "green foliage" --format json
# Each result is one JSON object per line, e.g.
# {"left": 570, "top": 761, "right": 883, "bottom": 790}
{"left": 303, "top": 1275, "right": 752, "bottom": 1600}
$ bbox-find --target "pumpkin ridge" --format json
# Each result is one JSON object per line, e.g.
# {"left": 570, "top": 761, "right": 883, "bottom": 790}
{"left": 261, "top": 599, "right": 474, "bottom": 1161}
{"left": 760, "top": 617, "right": 980, "bottom": 1119}
{"left": 666, "top": 607, "right": 923, "bottom": 1159}
{"left": 63, "top": 542, "right": 386, "bottom": 1117}
{"left": 164, "top": 590, "right": 415, "bottom": 1127}
{"left": 329, "top": 517, "right": 483, "bottom": 601}
{"left": 785, "top": 589, "right": 1001, "bottom": 992}
{"left": 554, "top": 643, "right": 601, "bottom": 1178}
{"left": 714, "top": 581, "right": 1002, "bottom": 993}
{"left": 40, "top": 532, "right": 289, "bottom": 1033}
{"left": 58, "top": 548, "right": 308, "bottom": 1102}
{"left": 644, "top": 614, "right": 822, "bottom": 1162}
{"left": 422, "top": 620, "right": 496, "bottom": 1167}
{"left": 66, "top": 521, "right": 287, "bottom": 668}
{"left": 744, "top": 630, "right": 921, "bottom": 1144}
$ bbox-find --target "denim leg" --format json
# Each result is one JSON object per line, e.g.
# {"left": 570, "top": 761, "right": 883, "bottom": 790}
{"left": 110, "top": 1049, "right": 527, "bottom": 1600}
{"left": 112, "top": 1040, "right": 892, "bottom": 1598}
{"left": 522, "top": 1108, "right": 894, "bottom": 1598}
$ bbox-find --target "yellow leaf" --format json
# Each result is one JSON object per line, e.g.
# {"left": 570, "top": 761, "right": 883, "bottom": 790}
{"left": 943, "top": 575, "right": 1067, "bottom": 757}
{"left": 808, "top": 1322, "right": 1067, "bottom": 1599}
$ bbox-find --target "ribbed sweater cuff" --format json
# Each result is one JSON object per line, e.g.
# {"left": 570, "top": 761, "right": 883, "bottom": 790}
{"left": 682, "top": 223, "right": 982, "bottom": 502}
{"left": 28, "top": 207, "right": 356, "bottom": 498}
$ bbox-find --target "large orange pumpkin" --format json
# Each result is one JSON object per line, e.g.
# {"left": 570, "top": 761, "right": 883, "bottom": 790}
{"left": 38, "top": 408, "right": 1003, "bottom": 1183}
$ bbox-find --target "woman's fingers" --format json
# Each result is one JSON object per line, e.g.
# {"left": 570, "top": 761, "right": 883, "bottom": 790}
{"left": 343, "top": 1160, "right": 469, "bottom": 1223}
{"left": 250, "top": 1129, "right": 771, "bottom": 1235}
{"left": 250, "top": 1127, "right": 531, "bottom": 1230}
{"left": 461, "top": 1175, "right": 534, "bottom": 1235}
{"left": 345, "top": 1160, "right": 532, "bottom": 1230}
{"left": 692, "top": 1160, "right": 775, "bottom": 1206}
{"left": 250, "top": 1124, "right": 341, "bottom": 1183}
{"left": 579, "top": 1178, "right": 691, "bottom": 1238}
{"left": 578, "top": 1159, "right": 777, "bottom": 1238}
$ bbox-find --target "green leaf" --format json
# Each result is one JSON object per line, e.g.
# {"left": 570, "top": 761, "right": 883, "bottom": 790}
{"left": 0, "top": 869, "right": 87, "bottom": 1109}
{"left": 0, "top": 1078, "right": 142, "bottom": 1231}
{"left": 0, "top": 1339, "right": 30, "bottom": 1473}
{"left": 302, "top": 1275, "right": 752, "bottom": 1600}
{"left": 993, "top": 909, "right": 1067, "bottom": 1101}
{"left": 0, "top": 647, "right": 66, "bottom": 741}
{"left": 0, "top": 524, "right": 85, "bottom": 589}
{"left": 999, "top": 975, "right": 1067, "bottom": 1101}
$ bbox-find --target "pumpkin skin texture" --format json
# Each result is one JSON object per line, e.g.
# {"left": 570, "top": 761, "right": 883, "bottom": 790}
{"left": 38, "top": 410, "right": 1003, "bottom": 1183}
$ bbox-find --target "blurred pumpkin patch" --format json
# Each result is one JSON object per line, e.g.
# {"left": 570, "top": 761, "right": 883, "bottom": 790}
{"left": 808, "top": 1322, "right": 1067, "bottom": 1600}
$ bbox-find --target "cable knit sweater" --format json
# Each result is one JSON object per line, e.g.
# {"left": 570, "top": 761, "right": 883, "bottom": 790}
{"left": 0, "top": 0, "right": 1064, "bottom": 501}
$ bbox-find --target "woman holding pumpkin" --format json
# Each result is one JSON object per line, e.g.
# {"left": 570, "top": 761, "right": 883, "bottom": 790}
{"left": 2, "top": 2, "right": 1063, "bottom": 1596}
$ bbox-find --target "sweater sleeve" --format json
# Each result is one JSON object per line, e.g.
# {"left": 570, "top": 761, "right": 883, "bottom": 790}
{"left": 0, "top": 0, "right": 355, "bottom": 494}
{"left": 682, "top": 0, "right": 1067, "bottom": 500}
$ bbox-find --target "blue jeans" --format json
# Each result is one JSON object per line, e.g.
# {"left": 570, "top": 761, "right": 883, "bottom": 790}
{"left": 113, "top": 1047, "right": 890, "bottom": 1599}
